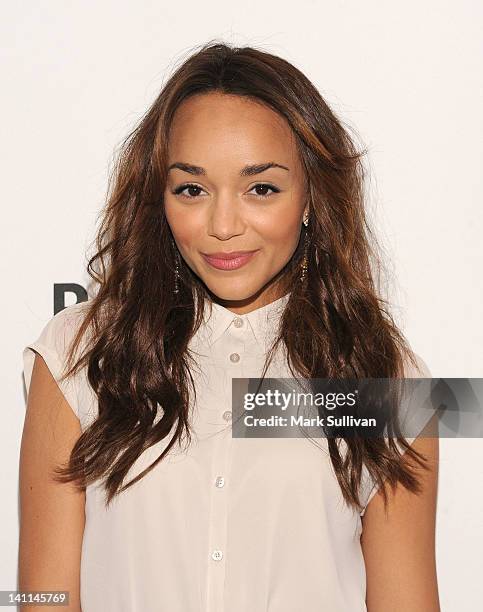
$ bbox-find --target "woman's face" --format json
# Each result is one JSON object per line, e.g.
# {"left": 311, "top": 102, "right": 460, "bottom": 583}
{"left": 164, "top": 91, "right": 308, "bottom": 313}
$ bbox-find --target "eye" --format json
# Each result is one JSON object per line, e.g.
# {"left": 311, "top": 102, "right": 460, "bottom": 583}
{"left": 172, "top": 183, "right": 206, "bottom": 200}
{"left": 248, "top": 183, "right": 281, "bottom": 199}
{"left": 171, "top": 182, "right": 281, "bottom": 201}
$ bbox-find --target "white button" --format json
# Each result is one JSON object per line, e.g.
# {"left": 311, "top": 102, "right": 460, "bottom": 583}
{"left": 230, "top": 352, "right": 240, "bottom": 363}
{"left": 212, "top": 550, "right": 223, "bottom": 561}
{"left": 223, "top": 410, "right": 232, "bottom": 422}
{"left": 215, "top": 476, "right": 225, "bottom": 488}
{"left": 233, "top": 317, "right": 243, "bottom": 328}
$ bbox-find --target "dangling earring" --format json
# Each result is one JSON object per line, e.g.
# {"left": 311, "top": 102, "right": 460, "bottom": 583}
{"left": 300, "top": 214, "right": 309, "bottom": 284}
{"left": 172, "top": 239, "right": 180, "bottom": 295}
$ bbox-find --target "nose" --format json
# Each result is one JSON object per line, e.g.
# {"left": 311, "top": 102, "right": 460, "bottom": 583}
{"left": 208, "top": 194, "right": 245, "bottom": 240}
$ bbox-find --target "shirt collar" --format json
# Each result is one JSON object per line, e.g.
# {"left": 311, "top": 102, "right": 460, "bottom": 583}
{"left": 199, "top": 291, "right": 291, "bottom": 348}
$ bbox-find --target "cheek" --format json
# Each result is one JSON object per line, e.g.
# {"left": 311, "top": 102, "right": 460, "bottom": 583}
{"left": 165, "top": 195, "right": 303, "bottom": 257}
{"left": 164, "top": 200, "right": 203, "bottom": 249}
{"left": 257, "top": 213, "right": 301, "bottom": 252}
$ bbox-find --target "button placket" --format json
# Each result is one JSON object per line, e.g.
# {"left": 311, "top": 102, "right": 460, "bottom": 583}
{"left": 222, "top": 410, "right": 232, "bottom": 422}
{"left": 221, "top": 318, "right": 246, "bottom": 425}
{"left": 205, "top": 314, "right": 247, "bottom": 610}
{"left": 205, "top": 426, "right": 232, "bottom": 612}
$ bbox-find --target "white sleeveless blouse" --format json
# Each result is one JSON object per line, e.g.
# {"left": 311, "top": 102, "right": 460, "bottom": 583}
{"left": 22, "top": 294, "right": 430, "bottom": 612}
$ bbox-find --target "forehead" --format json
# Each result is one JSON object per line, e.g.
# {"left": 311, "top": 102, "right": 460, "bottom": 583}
{"left": 167, "top": 92, "right": 300, "bottom": 168}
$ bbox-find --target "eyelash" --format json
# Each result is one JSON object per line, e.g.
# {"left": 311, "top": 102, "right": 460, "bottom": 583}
{"left": 171, "top": 182, "right": 281, "bottom": 200}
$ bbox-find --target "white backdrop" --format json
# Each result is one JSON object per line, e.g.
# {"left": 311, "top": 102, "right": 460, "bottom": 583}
{"left": 2, "top": 1, "right": 482, "bottom": 609}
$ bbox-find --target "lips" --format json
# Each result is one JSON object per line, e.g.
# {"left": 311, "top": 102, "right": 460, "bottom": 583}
{"left": 204, "top": 250, "right": 257, "bottom": 260}
{"left": 201, "top": 249, "right": 260, "bottom": 271}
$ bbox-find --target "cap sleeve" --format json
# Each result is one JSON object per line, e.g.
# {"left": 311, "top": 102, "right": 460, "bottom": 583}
{"left": 22, "top": 303, "right": 90, "bottom": 424}
{"left": 359, "top": 352, "right": 433, "bottom": 516}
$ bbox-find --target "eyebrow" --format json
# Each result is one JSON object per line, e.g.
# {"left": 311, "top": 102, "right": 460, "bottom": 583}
{"left": 167, "top": 161, "right": 290, "bottom": 176}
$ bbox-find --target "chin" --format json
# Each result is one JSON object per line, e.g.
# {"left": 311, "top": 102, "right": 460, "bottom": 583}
{"left": 203, "top": 279, "right": 263, "bottom": 303}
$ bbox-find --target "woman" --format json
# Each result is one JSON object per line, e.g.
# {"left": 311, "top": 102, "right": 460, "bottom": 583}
{"left": 19, "top": 41, "right": 440, "bottom": 611}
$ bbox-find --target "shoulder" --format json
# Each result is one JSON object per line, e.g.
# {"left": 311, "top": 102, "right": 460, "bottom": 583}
{"left": 403, "top": 351, "right": 432, "bottom": 378}
{"left": 51, "top": 299, "right": 92, "bottom": 329}
{"left": 33, "top": 300, "right": 92, "bottom": 357}
{"left": 23, "top": 300, "right": 94, "bottom": 423}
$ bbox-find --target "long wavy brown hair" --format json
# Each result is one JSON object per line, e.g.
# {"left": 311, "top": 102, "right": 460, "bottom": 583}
{"left": 54, "top": 40, "right": 430, "bottom": 510}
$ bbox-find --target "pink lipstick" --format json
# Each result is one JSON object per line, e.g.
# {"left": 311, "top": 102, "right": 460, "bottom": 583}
{"left": 201, "top": 249, "right": 260, "bottom": 271}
